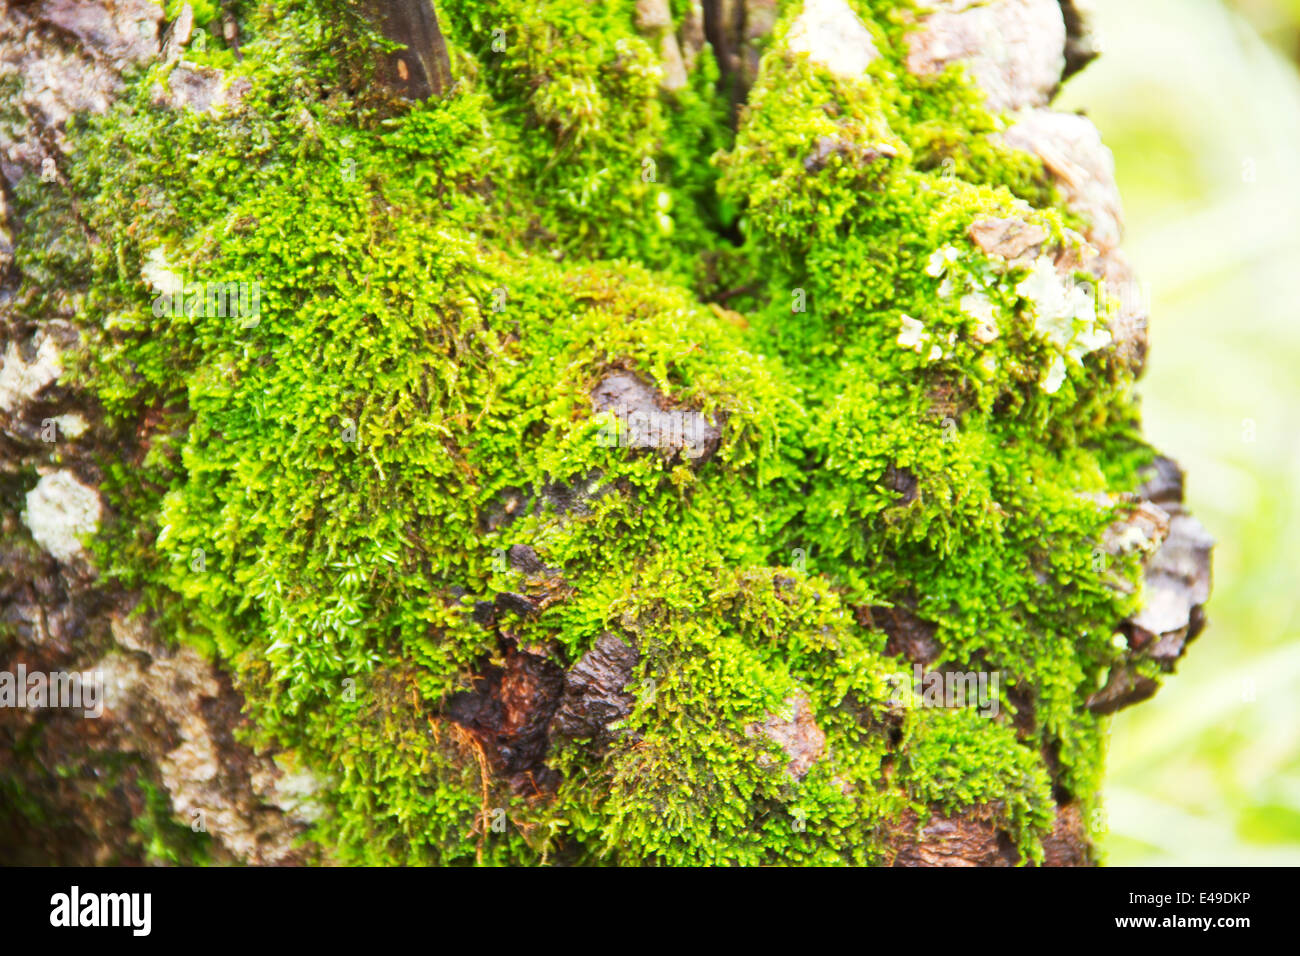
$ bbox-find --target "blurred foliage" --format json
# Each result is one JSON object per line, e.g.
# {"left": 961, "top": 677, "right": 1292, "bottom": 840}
{"left": 1059, "top": 0, "right": 1300, "bottom": 865}
{"left": 1227, "top": 0, "right": 1300, "bottom": 62}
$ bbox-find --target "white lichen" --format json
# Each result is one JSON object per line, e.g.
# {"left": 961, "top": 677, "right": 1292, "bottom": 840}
{"left": 0, "top": 335, "right": 63, "bottom": 413}
{"left": 52, "top": 413, "right": 89, "bottom": 438}
{"left": 959, "top": 291, "right": 999, "bottom": 343}
{"left": 925, "top": 244, "right": 961, "bottom": 278}
{"left": 1016, "top": 255, "right": 1112, "bottom": 390}
{"left": 141, "top": 246, "right": 183, "bottom": 296}
{"left": 23, "top": 470, "right": 102, "bottom": 563}
{"left": 897, "top": 314, "right": 928, "bottom": 350}
{"left": 1042, "top": 353, "right": 1067, "bottom": 393}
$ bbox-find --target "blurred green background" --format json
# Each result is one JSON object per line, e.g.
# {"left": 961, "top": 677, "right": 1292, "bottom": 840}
{"left": 1056, "top": 0, "right": 1300, "bottom": 865}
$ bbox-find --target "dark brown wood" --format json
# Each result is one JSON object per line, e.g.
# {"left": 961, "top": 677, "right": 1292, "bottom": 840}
{"left": 365, "top": 0, "right": 453, "bottom": 99}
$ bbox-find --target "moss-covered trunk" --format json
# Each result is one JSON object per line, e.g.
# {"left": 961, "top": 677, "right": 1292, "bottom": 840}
{"left": 0, "top": 0, "right": 1211, "bottom": 866}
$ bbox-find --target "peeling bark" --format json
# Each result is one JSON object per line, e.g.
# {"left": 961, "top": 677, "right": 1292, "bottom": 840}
{"left": 891, "top": 803, "right": 1091, "bottom": 867}
{"left": 746, "top": 693, "right": 827, "bottom": 780}
{"left": 591, "top": 370, "right": 723, "bottom": 465}
{"left": 550, "top": 632, "right": 639, "bottom": 748}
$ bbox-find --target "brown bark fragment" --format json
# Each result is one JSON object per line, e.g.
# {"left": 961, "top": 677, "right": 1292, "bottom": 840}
{"left": 591, "top": 370, "right": 722, "bottom": 464}
{"left": 745, "top": 693, "right": 826, "bottom": 780}
{"left": 860, "top": 602, "right": 942, "bottom": 665}
{"left": 363, "top": 0, "right": 453, "bottom": 100}
{"left": 1086, "top": 450, "right": 1212, "bottom": 715}
{"left": 1041, "top": 802, "right": 1091, "bottom": 865}
{"left": 702, "top": 0, "right": 779, "bottom": 111}
{"left": 1135, "top": 455, "right": 1185, "bottom": 506}
{"left": 1002, "top": 109, "right": 1124, "bottom": 252}
{"left": 1086, "top": 665, "right": 1159, "bottom": 715}
{"left": 1127, "top": 510, "right": 1213, "bottom": 662}
{"left": 1058, "top": 0, "right": 1101, "bottom": 81}
{"left": 890, "top": 803, "right": 1091, "bottom": 866}
{"left": 890, "top": 807, "right": 1020, "bottom": 867}
{"left": 550, "top": 632, "right": 639, "bottom": 747}
{"left": 968, "top": 217, "right": 1048, "bottom": 264}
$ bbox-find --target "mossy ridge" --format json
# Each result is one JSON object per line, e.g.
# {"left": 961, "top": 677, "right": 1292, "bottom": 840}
{"left": 24, "top": 0, "right": 1164, "bottom": 864}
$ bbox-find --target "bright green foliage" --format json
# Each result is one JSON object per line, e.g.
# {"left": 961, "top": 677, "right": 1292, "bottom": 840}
{"left": 15, "top": 0, "right": 1167, "bottom": 864}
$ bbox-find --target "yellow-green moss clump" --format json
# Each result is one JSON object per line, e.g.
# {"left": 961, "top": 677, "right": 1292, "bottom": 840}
{"left": 22, "top": 0, "right": 1162, "bottom": 863}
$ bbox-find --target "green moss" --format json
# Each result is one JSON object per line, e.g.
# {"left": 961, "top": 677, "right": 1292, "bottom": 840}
{"left": 132, "top": 776, "right": 215, "bottom": 866}
{"left": 11, "top": 0, "right": 1167, "bottom": 864}
{"left": 901, "top": 707, "right": 1054, "bottom": 861}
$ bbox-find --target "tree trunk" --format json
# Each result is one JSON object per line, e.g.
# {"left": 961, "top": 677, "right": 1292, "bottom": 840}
{"left": 0, "top": 0, "right": 1211, "bottom": 866}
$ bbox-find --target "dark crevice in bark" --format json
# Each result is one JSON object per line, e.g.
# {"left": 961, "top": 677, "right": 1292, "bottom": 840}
{"left": 443, "top": 640, "right": 565, "bottom": 795}
{"left": 702, "top": 0, "right": 748, "bottom": 122}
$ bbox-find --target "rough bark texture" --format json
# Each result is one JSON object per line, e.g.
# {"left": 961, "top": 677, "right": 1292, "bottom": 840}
{"left": 0, "top": 0, "right": 1212, "bottom": 866}
{"left": 0, "top": 0, "right": 319, "bottom": 865}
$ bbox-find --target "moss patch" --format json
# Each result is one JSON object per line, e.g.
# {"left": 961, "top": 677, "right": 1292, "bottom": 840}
{"left": 10, "top": 0, "right": 1166, "bottom": 864}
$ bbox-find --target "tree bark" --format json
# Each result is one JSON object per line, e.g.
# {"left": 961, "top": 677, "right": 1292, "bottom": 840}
{"left": 0, "top": 0, "right": 1211, "bottom": 866}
